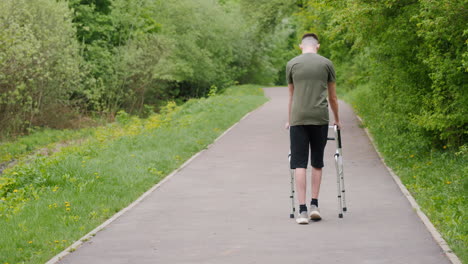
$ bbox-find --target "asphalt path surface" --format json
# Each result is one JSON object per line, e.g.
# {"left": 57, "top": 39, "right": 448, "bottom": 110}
{"left": 58, "top": 87, "right": 450, "bottom": 264}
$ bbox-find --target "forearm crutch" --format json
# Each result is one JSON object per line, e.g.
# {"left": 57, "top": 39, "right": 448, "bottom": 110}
{"left": 288, "top": 150, "right": 296, "bottom": 218}
{"left": 328, "top": 125, "right": 347, "bottom": 218}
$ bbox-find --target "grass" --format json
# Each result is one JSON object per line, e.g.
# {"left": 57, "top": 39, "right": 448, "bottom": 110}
{"left": 0, "top": 84, "right": 267, "bottom": 264}
{"left": 345, "top": 84, "right": 467, "bottom": 263}
{"left": 0, "top": 128, "right": 97, "bottom": 164}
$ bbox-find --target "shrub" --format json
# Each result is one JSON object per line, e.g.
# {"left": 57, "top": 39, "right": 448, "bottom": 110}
{"left": 0, "top": 0, "right": 82, "bottom": 138}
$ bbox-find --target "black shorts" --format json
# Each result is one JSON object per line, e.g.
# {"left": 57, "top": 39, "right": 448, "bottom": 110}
{"left": 290, "top": 125, "right": 328, "bottom": 169}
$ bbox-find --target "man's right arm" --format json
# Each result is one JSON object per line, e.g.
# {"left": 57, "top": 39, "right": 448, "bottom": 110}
{"left": 327, "top": 82, "right": 341, "bottom": 128}
{"left": 286, "top": 83, "right": 294, "bottom": 129}
{"left": 285, "top": 61, "right": 294, "bottom": 129}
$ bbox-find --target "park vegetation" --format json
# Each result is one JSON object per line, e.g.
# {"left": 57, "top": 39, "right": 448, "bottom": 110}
{"left": 0, "top": 0, "right": 293, "bottom": 139}
{"left": 0, "top": 0, "right": 466, "bottom": 262}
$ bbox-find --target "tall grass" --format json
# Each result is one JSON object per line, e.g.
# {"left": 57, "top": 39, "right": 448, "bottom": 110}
{"left": 0, "top": 85, "right": 267, "bottom": 264}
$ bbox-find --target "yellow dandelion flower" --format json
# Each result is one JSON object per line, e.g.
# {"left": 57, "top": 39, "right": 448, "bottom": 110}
{"left": 52, "top": 186, "right": 59, "bottom": 192}
{"left": 66, "top": 208, "right": 71, "bottom": 211}
{"left": 410, "top": 155, "right": 414, "bottom": 158}
{"left": 13, "top": 189, "right": 18, "bottom": 193}
{"left": 446, "top": 181, "right": 452, "bottom": 184}
{"left": 28, "top": 241, "right": 32, "bottom": 244}
{"left": 54, "top": 240, "right": 59, "bottom": 243}
{"left": 443, "top": 145, "right": 447, "bottom": 149}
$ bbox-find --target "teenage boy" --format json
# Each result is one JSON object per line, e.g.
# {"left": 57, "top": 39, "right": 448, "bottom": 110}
{"left": 286, "top": 33, "right": 340, "bottom": 224}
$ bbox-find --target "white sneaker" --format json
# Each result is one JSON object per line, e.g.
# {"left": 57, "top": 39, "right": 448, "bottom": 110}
{"left": 296, "top": 211, "right": 309, "bottom": 224}
{"left": 309, "top": 205, "right": 322, "bottom": 221}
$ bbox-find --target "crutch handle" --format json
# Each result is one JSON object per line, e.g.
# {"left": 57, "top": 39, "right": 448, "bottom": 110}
{"left": 335, "top": 125, "right": 341, "bottom": 148}
{"left": 334, "top": 125, "right": 342, "bottom": 149}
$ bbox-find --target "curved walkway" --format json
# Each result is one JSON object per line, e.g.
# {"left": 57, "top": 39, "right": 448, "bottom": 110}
{"left": 56, "top": 87, "right": 450, "bottom": 264}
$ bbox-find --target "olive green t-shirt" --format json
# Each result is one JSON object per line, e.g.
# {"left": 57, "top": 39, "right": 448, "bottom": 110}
{"left": 286, "top": 53, "right": 336, "bottom": 126}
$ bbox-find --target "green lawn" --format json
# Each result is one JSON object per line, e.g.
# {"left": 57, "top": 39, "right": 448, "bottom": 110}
{"left": 0, "top": 84, "right": 267, "bottom": 264}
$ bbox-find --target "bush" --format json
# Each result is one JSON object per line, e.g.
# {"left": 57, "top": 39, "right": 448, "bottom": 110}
{"left": 0, "top": 0, "right": 82, "bottom": 138}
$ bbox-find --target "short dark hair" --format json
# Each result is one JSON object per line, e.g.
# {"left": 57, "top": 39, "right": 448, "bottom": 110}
{"left": 302, "top": 33, "right": 319, "bottom": 43}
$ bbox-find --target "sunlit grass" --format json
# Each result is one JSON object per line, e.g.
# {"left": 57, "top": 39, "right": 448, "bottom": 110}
{"left": 0, "top": 84, "right": 267, "bottom": 263}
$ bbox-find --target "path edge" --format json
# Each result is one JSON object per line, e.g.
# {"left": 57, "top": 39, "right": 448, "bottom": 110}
{"left": 45, "top": 98, "right": 270, "bottom": 264}
{"left": 356, "top": 115, "right": 461, "bottom": 264}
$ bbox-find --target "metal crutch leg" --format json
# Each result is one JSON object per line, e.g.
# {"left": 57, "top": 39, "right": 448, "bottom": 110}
{"left": 338, "top": 155, "right": 347, "bottom": 212}
{"left": 328, "top": 125, "right": 344, "bottom": 218}
{"left": 328, "top": 125, "right": 343, "bottom": 218}
{"left": 334, "top": 125, "right": 347, "bottom": 213}
{"left": 288, "top": 151, "right": 296, "bottom": 218}
{"left": 335, "top": 152, "right": 344, "bottom": 218}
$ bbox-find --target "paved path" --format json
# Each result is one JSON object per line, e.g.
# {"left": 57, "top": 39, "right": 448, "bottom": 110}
{"left": 58, "top": 87, "right": 450, "bottom": 264}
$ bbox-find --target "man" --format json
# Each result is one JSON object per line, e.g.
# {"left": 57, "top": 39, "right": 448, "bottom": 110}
{"left": 285, "top": 33, "right": 340, "bottom": 224}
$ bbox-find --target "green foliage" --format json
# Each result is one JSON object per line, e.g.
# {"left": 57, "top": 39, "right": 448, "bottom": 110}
{"left": 208, "top": 85, "right": 218, "bottom": 97}
{"left": 67, "top": 0, "right": 166, "bottom": 113}
{"left": 0, "top": 0, "right": 293, "bottom": 137}
{"left": 294, "top": 0, "right": 466, "bottom": 146}
{"left": 0, "top": 0, "right": 82, "bottom": 137}
{"left": 411, "top": 0, "right": 468, "bottom": 143}
{"left": 236, "top": 0, "right": 298, "bottom": 85}
{"left": 69, "top": 0, "right": 295, "bottom": 111}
